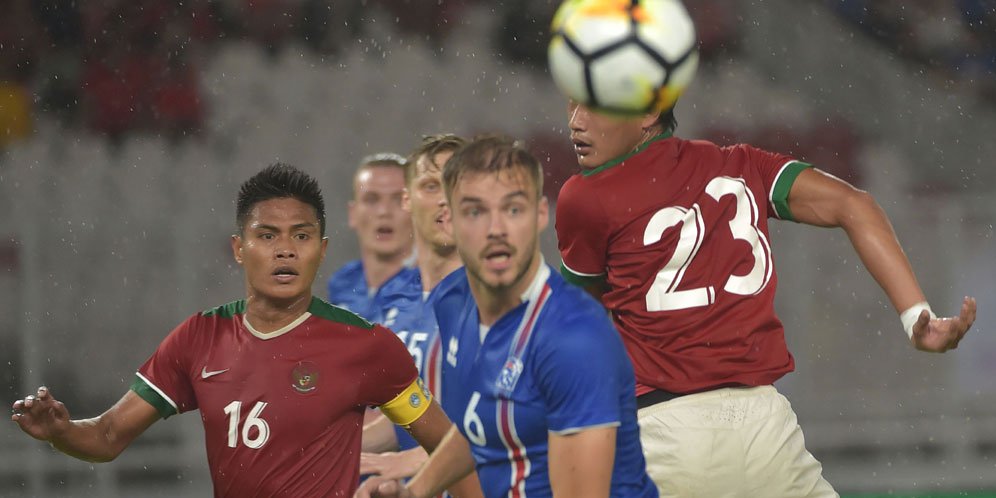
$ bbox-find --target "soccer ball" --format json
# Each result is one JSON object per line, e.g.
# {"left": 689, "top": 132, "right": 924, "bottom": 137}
{"left": 548, "top": 0, "right": 699, "bottom": 115}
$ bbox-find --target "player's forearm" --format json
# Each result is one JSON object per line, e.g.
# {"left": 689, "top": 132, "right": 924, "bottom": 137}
{"left": 407, "top": 426, "right": 477, "bottom": 498}
{"left": 48, "top": 416, "right": 127, "bottom": 463}
{"left": 838, "top": 191, "right": 926, "bottom": 312}
{"left": 446, "top": 472, "right": 485, "bottom": 498}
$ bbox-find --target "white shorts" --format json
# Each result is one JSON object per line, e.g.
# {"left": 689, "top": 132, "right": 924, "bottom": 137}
{"left": 637, "top": 385, "right": 838, "bottom": 498}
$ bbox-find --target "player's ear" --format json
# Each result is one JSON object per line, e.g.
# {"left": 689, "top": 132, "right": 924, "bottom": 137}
{"left": 402, "top": 188, "right": 412, "bottom": 213}
{"left": 346, "top": 199, "right": 357, "bottom": 229}
{"left": 537, "top": 196, "right": 550, "bottom": 233}
{"left": 640, "top": 111, "right": 660, "bottom": 130}
{"left": 319, "top": 236, "right": 328, "bottom": 264}
{"left": 231, "top": 234, "right": 244, "bottom": 265}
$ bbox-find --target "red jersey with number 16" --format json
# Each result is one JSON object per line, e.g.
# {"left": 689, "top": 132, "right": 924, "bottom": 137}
{"left": 130, "top": 297, "right": 427, "bottom": 498}
{"left": 556, "top": 133, "right": 811, "bottom": 395}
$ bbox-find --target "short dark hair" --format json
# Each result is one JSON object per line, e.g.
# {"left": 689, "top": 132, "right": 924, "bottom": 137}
{"left": 236, "top": 163, "right": 326, "bottom": 236}
{"left": 442, "top": 135, "right": 543, "bottom": 201}
{"left": 654, "top": 108, "right": 678, "bottom": 135}
{"left": 406, "top": 134, "right": 467, "bottom": 185}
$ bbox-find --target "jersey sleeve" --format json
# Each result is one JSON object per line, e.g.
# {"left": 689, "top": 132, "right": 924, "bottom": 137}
{"left": 532, "top": 310, "right": 624, "bottom": 434}
{"left": 361, "top": 324, "right": 429, "bottom": 426}
{"left": 555, "top": 175, "right": 611, "bottom": 286}
{"left": 736, "top": 144, "right": 812, "bottom": 221}
{"left": 130, "top": 315, "right": 200, "bottom": 419}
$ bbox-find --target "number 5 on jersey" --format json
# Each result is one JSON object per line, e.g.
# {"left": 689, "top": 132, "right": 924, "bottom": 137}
{"left": 643, "top": 176, "right": 773, "bottom": 312}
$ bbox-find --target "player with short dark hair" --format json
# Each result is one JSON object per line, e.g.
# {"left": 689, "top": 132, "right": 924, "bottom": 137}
{"left": 555, "top": 99, "right": 978, "bottom": 496}
{"left": 11, "top": 163, "right": 455, "bottom": 498}
{"left": 329, "top": 153, "right": 415, "bottom": 319}
{"left": 359, "top": 135, "right": 657, "bottom": 498}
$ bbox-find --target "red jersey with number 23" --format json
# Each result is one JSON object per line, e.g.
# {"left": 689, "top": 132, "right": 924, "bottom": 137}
{"left": 556, "top": 133, "right": 811, "bottom": 395}
{"left": 130, "top": 297, "right": 428, "bottom": 498}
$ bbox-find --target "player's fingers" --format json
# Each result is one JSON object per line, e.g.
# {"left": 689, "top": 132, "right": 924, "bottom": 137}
{"left": 375, "top": 479, "right": 402, "bottom": 497}
{"left": 36, "top": 387, "right": 49, "bottom": 400}
{"left": 961, "top": 297, "right": 977, "bottom": 329}
{"left": 23, "top": 395, "right": 36, "bottom": 408}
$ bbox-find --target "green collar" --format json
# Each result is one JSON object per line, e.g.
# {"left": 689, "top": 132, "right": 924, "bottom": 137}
{"left": 580, "top": 130, "right": 673, "bottom": 177}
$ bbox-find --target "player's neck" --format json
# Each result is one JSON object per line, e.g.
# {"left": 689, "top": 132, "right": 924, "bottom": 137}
{"left": 471, "top": 254, "right": 543, "bottom": 327}
{"left": 416, "top": 241, "right": 461, "bottom": 292}
{"left": 244, "top": 292, "right": 312, "bottom": 334}
{"left": 360, "top": 249, "right": 410, "bottom": 289}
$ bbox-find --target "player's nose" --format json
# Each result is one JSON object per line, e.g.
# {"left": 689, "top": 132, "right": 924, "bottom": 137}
{"left": 568, "top": 102, "right": 588, "bottom": 130}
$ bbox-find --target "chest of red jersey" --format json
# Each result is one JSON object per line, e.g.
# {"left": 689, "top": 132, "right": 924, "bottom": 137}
{"left": 192, "top": 317, "right": 372, "bottom": 458}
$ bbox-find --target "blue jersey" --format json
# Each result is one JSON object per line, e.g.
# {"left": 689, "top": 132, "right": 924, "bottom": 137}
{"left": 327, "top": 259, "right": 408, "bottom": 321}
{"left": 434, "top": 264, "right": 657, "bottom": 498}
{"left": 374, "top": 267, "right": 446, "bottom": 452}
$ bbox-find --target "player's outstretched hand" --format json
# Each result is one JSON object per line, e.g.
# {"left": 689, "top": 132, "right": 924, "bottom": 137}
{"left": 360, "top": 448, "right": 428, "bottom": 480}
{"left": 11, "top": 386, "right": 70, "bottom": 441}
{"left": 911, "top": 296, "right": 977, "bottom": 352}
{"left": 354, "top": 475, "right": 413, "bottom": 498}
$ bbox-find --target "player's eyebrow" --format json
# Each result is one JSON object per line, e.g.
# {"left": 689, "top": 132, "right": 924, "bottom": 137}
{"left": 251, "top": 222, "right": 318, "bottom": 232}
{"left": 458, "top": 190, "right": 530, "bottom": 205}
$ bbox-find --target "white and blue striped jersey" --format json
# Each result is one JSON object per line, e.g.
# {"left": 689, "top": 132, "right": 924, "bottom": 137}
{"left": 433, "top": 264, "right": 657, "bottom": 498}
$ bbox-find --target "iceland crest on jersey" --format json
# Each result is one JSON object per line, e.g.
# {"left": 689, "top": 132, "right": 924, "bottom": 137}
{"left": 496, "top": 357, "right": 524, "bottom": 397}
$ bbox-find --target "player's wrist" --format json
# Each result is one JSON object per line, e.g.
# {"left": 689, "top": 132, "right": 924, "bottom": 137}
{"left": 900, "top": 301, "right": 936, "bottom": 339}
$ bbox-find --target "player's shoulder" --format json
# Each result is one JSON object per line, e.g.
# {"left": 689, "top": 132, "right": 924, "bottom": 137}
{"left": 306, "top": 296, "right": 376, "bottom": 330}
{"left": 379, "top": 266, "right": 422, "bottom": 301}
{"left": 433, "top": 266, "right": 469, "bottom": 301}
{"left": 200, "top": 299, "right": 247, "bottom": 319}
{"left": 533, "top": 270, "right": 624, "bottom": 363}
{"left": 430, "top": 267, "right": 470, "bottom": 320}
{"left": 543, "top": 270, "right": 612, "bottom": 327}
{"left": 330, "top": 259, "right": 363, "bottom": 279}
{"left": 328, "top": 259, "right": 364, "bottom": 288}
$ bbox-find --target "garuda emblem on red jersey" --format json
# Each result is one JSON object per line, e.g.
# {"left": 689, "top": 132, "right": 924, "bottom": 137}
{"left": 291, "top": 361, "right": 320, "bottom": 393}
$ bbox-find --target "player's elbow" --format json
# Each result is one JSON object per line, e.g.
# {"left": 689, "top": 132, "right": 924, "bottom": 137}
{"left": 836, "top": 188, "right": 883, "bottom": 229}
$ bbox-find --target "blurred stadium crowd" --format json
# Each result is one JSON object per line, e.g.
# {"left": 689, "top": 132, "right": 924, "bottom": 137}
{"left": 2, "top": 0, "right": 992, "bottom": 151}
{"left": 828, "top": 0, "right": 996, "bottom": 103}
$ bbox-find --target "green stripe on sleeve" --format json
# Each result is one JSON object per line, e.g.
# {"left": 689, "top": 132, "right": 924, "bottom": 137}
{"left": 771, "top": 161, "right": 812, "bottom": 221}
{"left": 130, "top": 374, "right": 178, "bottom": 419}
{"left": 560, "top": 262, "right": 607, "bottom": 288}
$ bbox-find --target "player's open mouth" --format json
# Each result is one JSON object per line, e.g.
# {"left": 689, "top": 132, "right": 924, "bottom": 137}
{"left": 483, "top": 248, "right": 513, "bottom": 270}
{"left": 375, "top": 226, "right": 394, "bottom": 238}
{"left": 572, "top": 138, "right": 592, "bottom": 156}
{"left": 272, "top": 266, "right": 299, "bottom": 283}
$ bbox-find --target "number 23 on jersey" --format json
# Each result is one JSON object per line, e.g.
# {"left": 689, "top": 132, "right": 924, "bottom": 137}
{"left": 642, "top": 176, "right": 773, "bottom": 312}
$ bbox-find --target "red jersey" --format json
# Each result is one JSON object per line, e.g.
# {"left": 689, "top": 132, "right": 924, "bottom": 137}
{"left": 130, "top": 297, "right": 426, "bottom": 498}
{"left": 556, "top": 133, "right": 811, "bottom": 395}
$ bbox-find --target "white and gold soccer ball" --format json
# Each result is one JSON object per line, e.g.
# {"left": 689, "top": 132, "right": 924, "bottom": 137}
{"left": 548, "top": 0, "right": 699, "bottom": 115}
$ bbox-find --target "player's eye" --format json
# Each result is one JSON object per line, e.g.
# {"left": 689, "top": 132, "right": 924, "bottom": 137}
{"left": 423, "top": 181, "right": 439, "bottom": 193}
{"left": 294, "top": 233, "right": 309, "bottom": 240}
{"left": 260, "top": 233, "right": 275, "bottom": 240}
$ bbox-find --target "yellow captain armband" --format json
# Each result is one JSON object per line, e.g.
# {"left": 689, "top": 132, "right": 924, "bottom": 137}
{"left": 380, "top": 378, "right": 432, "bottom": 427}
